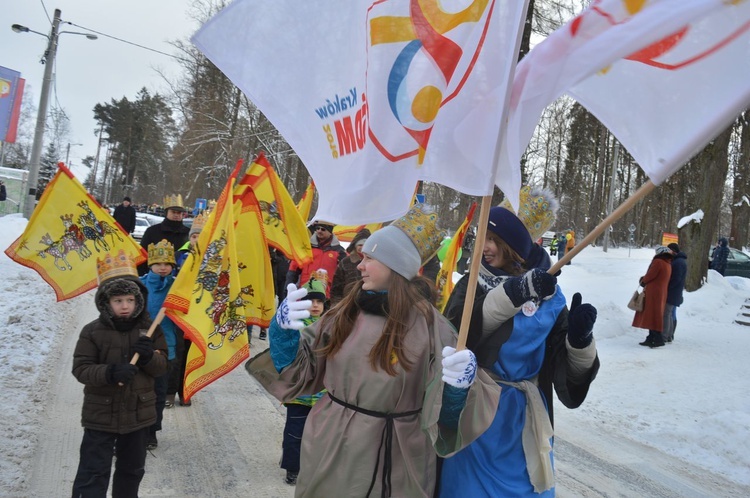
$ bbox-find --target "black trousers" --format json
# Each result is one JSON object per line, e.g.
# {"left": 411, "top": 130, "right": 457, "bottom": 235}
{"left": 72, "top": 427, "right": 148, "bottom": 498}
{"left": 281, "top": 403, "right": 312, "bottom": 472}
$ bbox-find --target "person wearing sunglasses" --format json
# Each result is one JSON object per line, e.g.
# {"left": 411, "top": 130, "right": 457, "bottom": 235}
{"left": 284, "top": 220, "right": 347, "bottom": 298}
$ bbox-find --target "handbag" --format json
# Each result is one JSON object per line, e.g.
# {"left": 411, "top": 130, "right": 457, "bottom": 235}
{"left": 627, "top": 287, "right": 645, "bottom": 312}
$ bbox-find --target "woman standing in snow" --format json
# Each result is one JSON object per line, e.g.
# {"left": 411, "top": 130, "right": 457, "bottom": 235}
{"left": 248, "top": 204, "right": 500, "bottom": 497}
{"left": 634, "top": 246, "right": 673, "bottom": 348}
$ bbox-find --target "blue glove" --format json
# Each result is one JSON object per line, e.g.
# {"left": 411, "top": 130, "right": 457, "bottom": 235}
{"left": 441, "top": 347, "right": 477, "bottom": 389}
{"left": 276, "top": 284, "right": 311, "bottom": 330}
{"left": 503, "top": 268, "right": 557, "bottom": 307}
{"left": 567, "top": 292, "right": 597, "bottom": 349}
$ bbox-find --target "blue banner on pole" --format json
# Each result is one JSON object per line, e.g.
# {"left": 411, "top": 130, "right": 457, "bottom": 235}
{"left": 0, "top": 66, "right": 25, "bottom": 143}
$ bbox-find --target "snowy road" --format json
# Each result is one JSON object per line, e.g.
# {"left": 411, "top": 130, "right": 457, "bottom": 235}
{"left": 25, "top": 292, "right": 749, "bottom": 497}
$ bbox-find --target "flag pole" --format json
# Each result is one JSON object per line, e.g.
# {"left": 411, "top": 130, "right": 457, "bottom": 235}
{"left": 549, "top": 179, "right": 656, "bottom": 275}
{"left": 456, "top": 195, "right": 492, "bottom": 351}
{"left": 128, "top": 307, "right": 166, "bottom": 366}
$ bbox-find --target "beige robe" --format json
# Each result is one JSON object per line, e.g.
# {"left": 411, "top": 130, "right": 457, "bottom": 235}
{"left": 248, "top": 307, "right": 500, "bottom": 497}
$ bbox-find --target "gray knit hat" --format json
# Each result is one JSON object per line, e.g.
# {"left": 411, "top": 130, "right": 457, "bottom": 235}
{"left": 362, "top": 225, "right": 421, "bottom": 280}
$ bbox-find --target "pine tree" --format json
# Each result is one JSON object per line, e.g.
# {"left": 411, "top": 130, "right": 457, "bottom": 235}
{"left": 37, "top": 141, "right": 60, "bottom": 198}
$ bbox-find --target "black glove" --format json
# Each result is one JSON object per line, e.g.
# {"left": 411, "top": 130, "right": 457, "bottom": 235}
{"left": 567, "top": 292, "right": 597, "bottom": 349}
{"left": 106, "top": 363, "right": 138, "bottom": 385}
{"left": 503, "top": 269, "right": 557, "bottom": 307}
{"left": 132, "top": 336, "right": 154, "bottom": 365}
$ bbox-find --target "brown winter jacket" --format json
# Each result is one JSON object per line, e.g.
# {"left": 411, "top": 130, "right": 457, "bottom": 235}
{"left": 72, "top": 280, "right": 168, "bottom": 434}
{"left": 632, "top": 255, "right": 672, "bottom": 332}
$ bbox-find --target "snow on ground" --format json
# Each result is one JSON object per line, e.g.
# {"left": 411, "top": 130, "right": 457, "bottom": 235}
{"left": 1, "top": 213, "right": 749, "bottom": 492}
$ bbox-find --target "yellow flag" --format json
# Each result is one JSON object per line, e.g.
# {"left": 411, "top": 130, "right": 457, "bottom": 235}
{"left": 164, "top": 162, "right": 273, "bottom": 402}
{"left": 4, "top": 163, "right": 146, "bottom": 301}
{"left": 333, "top": 223, "right": 383, "bottom": 243}
{"left": 232, "top": 180, "right": 276, "bottom": 327}
{"left": 436, "top": 203, "right": 477, "bottom": 313}
{"left": 239, "top": 152, "right": 313, "bottom": 266}
{"left": 296, "top": 180, "right": 315, "bottom": 223}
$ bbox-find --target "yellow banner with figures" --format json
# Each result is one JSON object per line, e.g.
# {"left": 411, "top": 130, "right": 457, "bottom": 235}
{"left": 436, "top": 203, "right": 476, "bottom": 313}
{"left": 4, "top": 163, "right": 146, "bottom": 300}
{"left": 238, "top": 152, "right": 313, "bottom": 267}
{"left": 295, "top": 180, "right": 315, "bottom": 223}
{"left": 164, "top": 161, "right": 274, "bottom": 402}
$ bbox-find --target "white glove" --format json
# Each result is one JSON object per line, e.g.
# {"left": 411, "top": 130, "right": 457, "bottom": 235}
{"left": 441, "top": 346, "right": 478, "bottom": 389}
{"left": 276, "top": 284, "right": 311, "bottom": 330}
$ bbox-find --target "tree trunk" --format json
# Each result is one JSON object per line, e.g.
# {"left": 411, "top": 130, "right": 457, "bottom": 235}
{"left": 730, "top": 110, "right": 750, "bottom": 249}
{"left": 683, "top": 125, "right": 733, "bottom": 292}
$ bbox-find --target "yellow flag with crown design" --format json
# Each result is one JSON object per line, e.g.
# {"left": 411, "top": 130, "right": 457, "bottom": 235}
{"left": 4, "top": 163, "right": 146, "bottom": 300}
{"left": 237, "top": 152, "right": 313, "bottom": 267}
{"left": 164, "top": 161, "right": 274, "bottom": 402}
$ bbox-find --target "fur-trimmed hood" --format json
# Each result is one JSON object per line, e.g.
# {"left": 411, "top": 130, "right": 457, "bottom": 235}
{"left": 94, "top": 276, "right": 148, "bottom": 322}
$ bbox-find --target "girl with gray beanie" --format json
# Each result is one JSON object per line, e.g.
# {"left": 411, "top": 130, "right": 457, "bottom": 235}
{"left": 247, "top": 204, "right": 501, "bottom": 497}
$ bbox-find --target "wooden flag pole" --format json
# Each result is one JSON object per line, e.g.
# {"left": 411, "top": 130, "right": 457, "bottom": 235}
{"left": 456, "top": 195, "right": 493, "bottom": 351}
{"left": 456, "top": 180, "right": 656, "bottom": 350}
{"left": 119, "top": 308, "right": 166, "bottom": 386}
{"left": 549, "top": 180, "right": 656, "bottom": 275}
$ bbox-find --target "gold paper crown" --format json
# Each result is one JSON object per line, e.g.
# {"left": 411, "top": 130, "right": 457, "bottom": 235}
{"left": 96, "top": 249, "right": 138, "bottom": 285}
{"left": 164, "top": 194, "right": 185, "bottom": 210}
{"left": 147, "top": 239, "right": 176, "bottom": 266}
{"left": 191, "top": 212, "right": 208, "bottom": 233}
{"left": 390, "top": 203, "right": 441, "bottom": 264}
{"left": 499, "top": 186, "right": 559, "bottom": 241}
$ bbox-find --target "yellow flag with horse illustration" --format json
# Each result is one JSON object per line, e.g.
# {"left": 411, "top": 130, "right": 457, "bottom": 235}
{"left": 4, "top": 163, "right": 146, "bottom": 300}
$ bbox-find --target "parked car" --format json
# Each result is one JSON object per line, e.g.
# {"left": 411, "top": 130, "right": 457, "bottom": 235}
{"left": 708, "top": 246, "right": 750, "bottom": 278}
{"left": 132, "top": 217, "right": 151, "bottom": 241}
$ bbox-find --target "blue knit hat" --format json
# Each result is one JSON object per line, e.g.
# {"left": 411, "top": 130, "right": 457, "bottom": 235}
{"left": 487, "top": 207, "right": 532, "bottom": 260}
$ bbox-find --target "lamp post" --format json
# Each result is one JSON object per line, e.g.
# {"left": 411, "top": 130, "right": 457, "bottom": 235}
{"left": 65, "top": 142, "right": 83, "bottom": 166}
{"left": 12, "top": 9, "right": 97, "bottom": 219}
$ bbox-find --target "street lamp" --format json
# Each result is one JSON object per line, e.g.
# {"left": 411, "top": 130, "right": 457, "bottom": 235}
{"left": 11, "top": 9, "right": 97, "bottom": 219}
{"left": 65, "top": 142, "right": 83, "bottom": 166}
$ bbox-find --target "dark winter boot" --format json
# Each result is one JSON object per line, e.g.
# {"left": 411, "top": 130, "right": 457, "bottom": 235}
{"left": 650, "top": 331, "right": 666, "bottom": 348}
{"left": 639, "top": 331, "right": 654, "bottom": 347}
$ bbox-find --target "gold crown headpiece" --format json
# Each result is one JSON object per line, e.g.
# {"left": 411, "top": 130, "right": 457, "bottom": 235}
{"left": 499, "top": 186, "right": 559, "bottom": 241}
{"left": 164, "top": 194, "right": 186, "bottom": 211}
{"left": 190, "top": 212, "right": 208, "bottom": 233}
{"left": 96, "top": 249, "right": 138, "bottom": 285}
{"left": 390, "top": 203, "right": 441, "bottom": 265}
{"left": 147, "top": 239, "right": 175, "bottom": 266}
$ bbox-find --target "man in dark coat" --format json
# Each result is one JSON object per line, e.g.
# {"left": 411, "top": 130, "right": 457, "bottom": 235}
{"left": 710, "top": 237, "right": 730, "bottom": 276}
{"left": 113, "top": 196, "right": 137, "bottom": 234}
{"left": 138, "top": 197, "right": 189, "bottom": 275}
{"left": 664, "top": 243, "right": 687, "bottom": 343}
{"left": 0, "top": 180, "right": 7, "bottom": 202}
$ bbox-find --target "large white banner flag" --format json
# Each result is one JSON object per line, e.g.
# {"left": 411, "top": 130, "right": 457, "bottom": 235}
{"left": 497, "top": 0, "right": 749, "bottom": 192}
{"left": 568, "top": 2, "right": 750, "bottom": 182}
{"left": 193, "top": 0, "right": 528, "bottom": 224}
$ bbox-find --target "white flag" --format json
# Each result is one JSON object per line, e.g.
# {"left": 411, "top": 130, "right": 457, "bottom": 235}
{"left": 498, "top": 0, "right": 748, "bottom": 204}
{"left": 568, "top": 2, "right": 750, "bottom": 183}
{"left": 193, "top": 0, "right": 528, "bottom": 224}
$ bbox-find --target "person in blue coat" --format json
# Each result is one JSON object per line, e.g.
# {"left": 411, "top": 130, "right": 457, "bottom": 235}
{"left": 665, "top": 243, "right": 687, "bottom": 343}
{"left": 555, "top": 233, "right": 567, "bottom": 262}
{"left": 710, "top": 237, "right": 730, "bottom": 276}
{"left": 440, "top": 199, "right": 599, "bottom": 497}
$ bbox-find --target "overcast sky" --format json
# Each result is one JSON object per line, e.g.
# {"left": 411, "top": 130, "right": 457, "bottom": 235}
{"left": 2, "top": 0, "right": 199, "bottom": 179}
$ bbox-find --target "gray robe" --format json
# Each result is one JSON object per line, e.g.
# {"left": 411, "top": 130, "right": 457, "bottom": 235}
{"left": 248, "top": 307, "right": 500, "bottom": 497}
